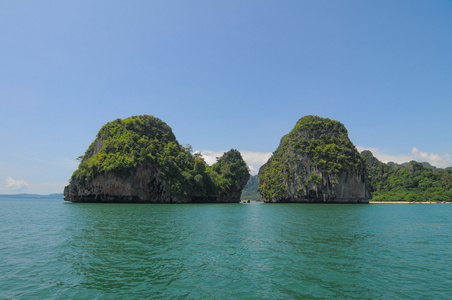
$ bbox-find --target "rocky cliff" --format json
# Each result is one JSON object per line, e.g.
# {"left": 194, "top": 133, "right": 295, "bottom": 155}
{"left": 258, "top": 115, "right": 370, "bottom": 203}
{"left": 64, "top": 115, "right": 249, "bottom": 203}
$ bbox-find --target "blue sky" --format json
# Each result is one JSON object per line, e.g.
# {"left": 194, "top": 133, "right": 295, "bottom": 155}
{"left": 1, "top": 0, "right": 452, "bottom": 194}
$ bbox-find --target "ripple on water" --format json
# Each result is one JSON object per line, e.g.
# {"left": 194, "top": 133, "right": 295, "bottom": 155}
{"left": 1, "top": 200, "right": 452, "bottom": 299}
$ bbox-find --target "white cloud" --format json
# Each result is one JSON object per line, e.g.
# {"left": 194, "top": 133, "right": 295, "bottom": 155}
{"left": 195, "top": 150, "right": 272, "bottom": 175}
{"left": 357, "top": 146, "right": 452, "bottom": 168}
{"left": 411, "top": 147, "right": 452, "bottom": 168}
{"left": 239, "top": 150, "right": 272, "bottom": 175}
{"left": 6, "top": 176, "right": 29, "bottom": 191}
{"left": 195, "top": 150, "right": 225, "bottom": 166}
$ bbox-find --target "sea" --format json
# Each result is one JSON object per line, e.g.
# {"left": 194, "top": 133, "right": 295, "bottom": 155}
{"left": 1, "top": 197, "right": 451, "bottom": 299}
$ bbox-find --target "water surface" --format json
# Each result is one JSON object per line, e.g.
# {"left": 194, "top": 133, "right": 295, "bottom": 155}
{"left": 1, "top": 198, "right": 451, "bottom": 299}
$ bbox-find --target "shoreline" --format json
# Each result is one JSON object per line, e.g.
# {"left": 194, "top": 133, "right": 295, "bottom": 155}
{"left": 370, "top": 201, "right": 452, "bottom": 204}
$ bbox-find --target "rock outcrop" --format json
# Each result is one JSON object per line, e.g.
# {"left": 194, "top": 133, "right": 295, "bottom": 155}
{"left": 258, "top": 115, "right": 370, "bottom": 203}
{"left": 64, "top": 115, "right": 249, "bottom": 203}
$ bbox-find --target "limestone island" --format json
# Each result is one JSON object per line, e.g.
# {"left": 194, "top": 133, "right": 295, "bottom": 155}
{"left": 258, "top": 115, "right": 370, "bottom": 203}
{"left": 64, "top": 115, "right": 250, "bottom": 203}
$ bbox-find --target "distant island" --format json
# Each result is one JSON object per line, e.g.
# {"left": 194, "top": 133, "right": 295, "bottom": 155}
{"left": 240, "top": 116, "right": 452, "bottom": 202}
{"left": 240, "top": 175, "right": 261, "bottom": 201}
{"left": 242, "top": 158, "right": 452, "bottom": 202}
{"left": 0, "top": 193, "right": 64, "bottom": 199}
{"left": 64, "top": 115, "right": 249, "bottom": 203}
{"left": 63, "top": 114, "right": 451, "bottom": 204}
{"left": 362, "top": 151, "right": 452, "bottom": 202}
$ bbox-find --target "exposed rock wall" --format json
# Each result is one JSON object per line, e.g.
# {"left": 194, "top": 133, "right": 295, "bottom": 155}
{"left": 65, "top": 161, "right": 249, "bottom": 203}
{"left": 65, "top": 163, "right": 173, "bottom": 203}
{"left": 262, "top": 163, "right": 370, "bottom": 203}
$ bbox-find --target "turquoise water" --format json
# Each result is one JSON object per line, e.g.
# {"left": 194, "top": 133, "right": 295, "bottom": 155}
{"left": 1, "top": 198, "right": 451, "bottom": 299}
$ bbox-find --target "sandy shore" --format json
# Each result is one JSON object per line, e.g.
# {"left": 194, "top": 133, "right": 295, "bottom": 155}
{"left": 370, "top": 201, "right": 452, "bottom": 204}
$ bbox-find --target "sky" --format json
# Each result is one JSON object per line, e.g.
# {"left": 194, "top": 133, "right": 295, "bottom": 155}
{"left": 1, "top": 0, "right": 452, "bottom": 194}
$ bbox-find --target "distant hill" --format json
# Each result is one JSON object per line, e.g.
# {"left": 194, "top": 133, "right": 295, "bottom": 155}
{"left": 399, "top": 161, "right": 436, "bottom": 169}
{"left": 361, "top": 150, "right": 452, "bottom": 201}
{"left": 241, "top": 175, "right": 261, "bottom": 200}
{"left": 243, "top": 149, "right": 452, "bottom": 202}
{"left": 0, "top": 193, "right": 64, "bottom": 199}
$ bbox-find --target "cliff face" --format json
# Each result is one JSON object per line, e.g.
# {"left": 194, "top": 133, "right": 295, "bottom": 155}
{"left": 258, "top": 116, "right": 370, "bottom": 203}
{"left": 64, "top": 163, "right": 172, "bottom": 203}
{"left": 64, "top": 115, "right": 249, "bottom": 203}
{"left": 64, "top": 162, "right": 246, "bottom": 203}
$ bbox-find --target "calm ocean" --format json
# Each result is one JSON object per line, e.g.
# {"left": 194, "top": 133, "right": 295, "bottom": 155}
{"left": 1, "top": 198, "right": 451, "bottom": 299}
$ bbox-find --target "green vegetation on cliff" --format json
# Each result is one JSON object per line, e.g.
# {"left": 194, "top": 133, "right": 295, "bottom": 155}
{"left": 70, "top": 115, "right": 249, "bottom": 197}
{"left": 74, "top": 115, "right": 177, "bottom": 180}
{"left": 209, "top": 149, "right": 250, "bottom": 196}
{"left": 362, "top": 150, "right": 452, "bottom": 201}
{"left": 259, "top": 115, "right": 365, "bottom": 200}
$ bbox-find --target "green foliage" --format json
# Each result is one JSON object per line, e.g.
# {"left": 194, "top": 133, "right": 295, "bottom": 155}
{"left": 258, "top": 115, "right": 364, "bottom": 200}
{"left": 70, "top": 115, "right": 249, "bottom": 198}
{"left": 208, "top": 149, "right": 250, "bottom": 195}
{"left": 308, "top": 173, "right": 322, "bottom": 185}
{"left": 73, "top": 115, "right": 176, "bottom": 182}
{"left": 362, "top": 150, "right": 452, "bottom": 202}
